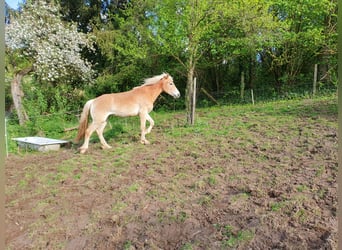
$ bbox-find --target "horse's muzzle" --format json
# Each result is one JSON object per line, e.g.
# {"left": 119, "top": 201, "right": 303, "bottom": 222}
{"left": 173, "top": 91, "right": 181, "bottom": 98}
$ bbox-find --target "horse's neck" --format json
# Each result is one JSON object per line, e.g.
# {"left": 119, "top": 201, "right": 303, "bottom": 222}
{"left": 146, "top": 82, "right": 163, "bottom": 104}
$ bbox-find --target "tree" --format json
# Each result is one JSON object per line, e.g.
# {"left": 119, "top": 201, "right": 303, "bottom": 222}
{"left": 200, "top": 0, "right": 280, "bottom": 96}
{"left": 5, "top": 1, "right": 95, "bottom": 125}
{"left": 58, "top": 0, "right": 152, "bottom": 95}
{"left": 265, "top": 0, "right": 337, "bottom": 91}
{"left": 147, "top": 0, "right": 231, "bottom": 124}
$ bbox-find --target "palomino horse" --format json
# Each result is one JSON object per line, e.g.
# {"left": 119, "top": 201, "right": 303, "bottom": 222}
{"left": 75, "top": 73, "right": 180, "bottom": 154}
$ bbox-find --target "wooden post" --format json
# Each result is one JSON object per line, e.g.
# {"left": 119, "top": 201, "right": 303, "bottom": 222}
{"left": 5, "top": 118, "right": 8, "bottom": 157}
{"left": 313, "top": 64, "right": 318, "bottom": 97}
{"left": 191, "top": 77, "right": 197, "bottom": 125}
{"left": 251, "top": 89, "right": 255, "bottom": 105}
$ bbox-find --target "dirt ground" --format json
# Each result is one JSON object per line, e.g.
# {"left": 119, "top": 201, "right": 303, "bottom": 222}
{"left": 5, "top": 99, "right": 337, "bottom": 249}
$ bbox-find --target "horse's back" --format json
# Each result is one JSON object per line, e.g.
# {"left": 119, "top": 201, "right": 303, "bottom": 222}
{"left": 92, "top": 91, "right": 141, "bottom": 118}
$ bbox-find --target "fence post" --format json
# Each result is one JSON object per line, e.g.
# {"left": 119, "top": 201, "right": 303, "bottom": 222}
{"left": 5, "top": 118, "right": 8, "bottom": 157}
{"left": 251, "top": 89, "right": 255, "bottom": 105}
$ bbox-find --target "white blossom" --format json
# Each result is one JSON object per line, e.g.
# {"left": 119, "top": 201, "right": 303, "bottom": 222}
{"left": 5, "top": 1, "right": 96, "bottom": 83}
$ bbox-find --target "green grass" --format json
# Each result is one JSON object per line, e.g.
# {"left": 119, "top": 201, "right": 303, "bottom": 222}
{"left": 156, "top": 208, "right": 188, "bottom": 223}
{"left": 214, "top": 224, "right": 255, "bottom": 248}
{"left": 270, "top": 201, "right": 285, "bottom": 212}
{"left": 6, "top": 94, "right": 337, "bottom": 153}
{"left": 180, "top": 242, "right": 194, "bottom": 250}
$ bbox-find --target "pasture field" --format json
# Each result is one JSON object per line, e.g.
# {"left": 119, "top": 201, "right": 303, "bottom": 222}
{"left": 5, "top": 95, "right": 337, "bottom": 249}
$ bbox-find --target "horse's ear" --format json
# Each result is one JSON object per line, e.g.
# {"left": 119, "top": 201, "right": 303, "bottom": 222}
{"left": 163, "top": 73, "right": 169, "bottom": 79}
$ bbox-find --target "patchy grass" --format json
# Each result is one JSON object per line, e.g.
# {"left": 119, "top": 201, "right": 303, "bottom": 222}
{"left": 5, "top": 95, "right": 337, "bottom": 249}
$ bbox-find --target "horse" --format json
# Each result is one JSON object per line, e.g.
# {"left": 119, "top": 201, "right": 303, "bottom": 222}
{"left": 74, "top": 73, "right": 180, "bottom": 154}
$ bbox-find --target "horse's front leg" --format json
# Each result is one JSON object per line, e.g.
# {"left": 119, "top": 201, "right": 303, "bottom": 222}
{"left": 145, "top": 113, "right": 154, "bottom": 134}
{"left": 139, "top": 112, "right": 150, "bottom": 144}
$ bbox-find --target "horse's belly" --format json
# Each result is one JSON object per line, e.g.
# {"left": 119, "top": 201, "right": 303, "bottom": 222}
{"left": 111, "top": 105, "right": 139, "bottom": 117}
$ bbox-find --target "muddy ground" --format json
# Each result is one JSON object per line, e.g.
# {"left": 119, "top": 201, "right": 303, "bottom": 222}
{"left": 5, "top": 98, "right": 337, "bottom": 249}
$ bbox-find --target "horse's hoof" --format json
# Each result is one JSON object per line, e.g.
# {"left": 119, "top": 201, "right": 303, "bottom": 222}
{"left": 141, "top": 140, "right": 150, "bottom": 145}
{"left": 79, "top": 148, "right": 87, "bottom": 154}
{"left": 101, "top": 145, "right": 112, "bottom": 149}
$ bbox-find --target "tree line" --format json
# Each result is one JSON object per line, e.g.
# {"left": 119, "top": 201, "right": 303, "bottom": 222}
{"left": 5, "top": 0, "right": 337, "bottom": 125}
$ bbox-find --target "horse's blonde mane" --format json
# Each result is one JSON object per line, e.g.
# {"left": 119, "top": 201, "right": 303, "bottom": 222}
{"left": 134, "top": 73, "right": 170, "bottom": 89}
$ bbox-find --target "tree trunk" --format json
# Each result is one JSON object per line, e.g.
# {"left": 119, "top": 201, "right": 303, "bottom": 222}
{"left": 240, "top": 71, "right": 245, "bottom": 100}
{"left": 11, "top": 67, "right": 32, "bottom": 125}
{"left": 186, "top": 66, "right": 195, "bottom": 124}
{"left": 191, "top": 77, "right": 197, "bottom": 125}
{"left": 313, "top": 64, "right": 318, "bottom": 96}
{"left": 248, "top": 54, "right": 255, "bottom": 90}
{"left": 215, "top": 65, "right": 220, "bottom": 92}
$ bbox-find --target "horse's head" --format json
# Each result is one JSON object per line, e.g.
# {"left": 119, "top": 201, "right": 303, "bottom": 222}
{"left": 161, "top": 73, "right": 180, "bottom": 99}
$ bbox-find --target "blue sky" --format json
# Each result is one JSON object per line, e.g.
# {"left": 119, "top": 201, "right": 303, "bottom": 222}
{"left": 6, "top": 0, "right": 21, "bottom": 9}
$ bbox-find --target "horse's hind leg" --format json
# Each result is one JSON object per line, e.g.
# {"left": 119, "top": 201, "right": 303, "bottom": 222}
{"left": 79, "top": 122, "right": 98, "bottom": 154}
{"left": 96, "top": 121, "right": 112, "bottom": 149}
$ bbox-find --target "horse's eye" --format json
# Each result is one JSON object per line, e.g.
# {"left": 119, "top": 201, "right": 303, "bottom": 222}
{"left": 169, "top": 82, "right": 173, "bottom": 85}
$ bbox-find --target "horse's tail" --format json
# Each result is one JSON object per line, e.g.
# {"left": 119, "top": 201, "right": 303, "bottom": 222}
{"left": 74, "top": 99, "right": 93, "bottom": 143}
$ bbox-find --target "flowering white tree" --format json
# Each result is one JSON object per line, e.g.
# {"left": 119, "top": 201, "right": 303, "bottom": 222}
{"left": 6, "top": 1, "right": 95, "bottom": 125}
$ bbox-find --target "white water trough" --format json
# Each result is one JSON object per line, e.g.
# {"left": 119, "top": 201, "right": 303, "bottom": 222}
{"left": 13, "top": 137, "right": 69, "bottom": 152}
